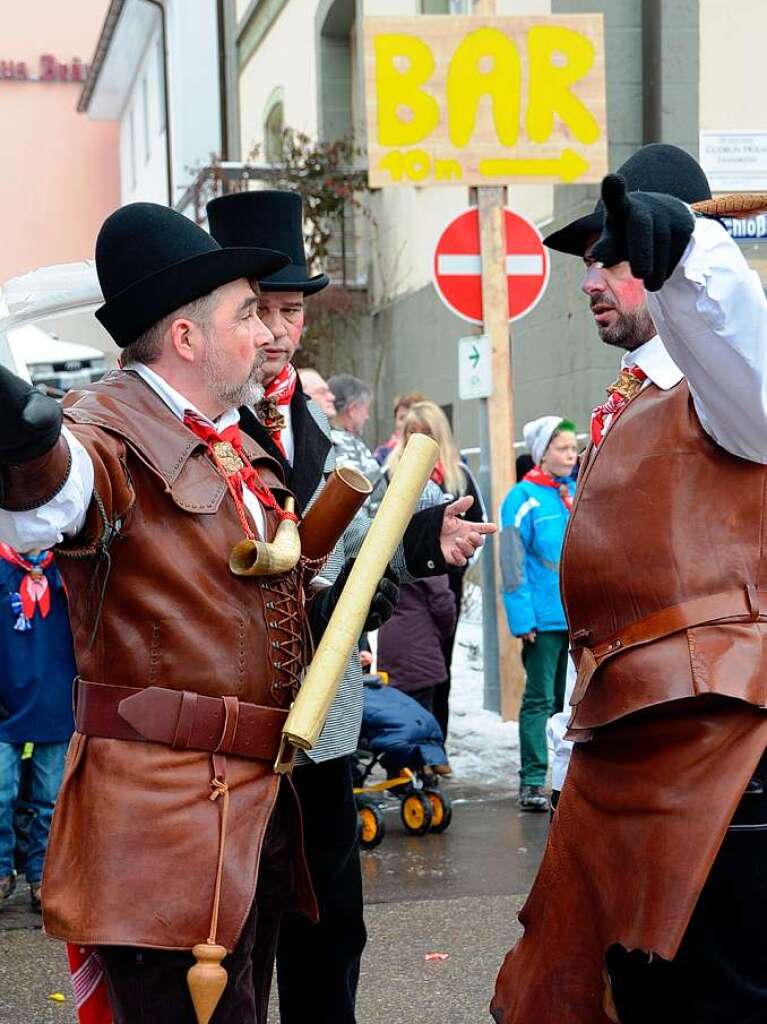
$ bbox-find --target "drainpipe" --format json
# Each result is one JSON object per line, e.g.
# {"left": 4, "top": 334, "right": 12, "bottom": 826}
{"left": 642, "top": 0, "right": 662, "bottom": 144}
{"left": 143, "top": 0, "right": 173, "bottom": 205}
{"left": 216, "top": 0, "right": 229, "bottom": 160}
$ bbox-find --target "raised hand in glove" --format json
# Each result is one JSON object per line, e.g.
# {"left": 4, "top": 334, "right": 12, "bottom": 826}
{"left": 591, "top": 173, "right": 695, "bottom": 292}
{"left": 0, "top": 365, "right": 63, "bottom": 463}
{"left": 308, "top": 560, "right": 400, "bottom": 644}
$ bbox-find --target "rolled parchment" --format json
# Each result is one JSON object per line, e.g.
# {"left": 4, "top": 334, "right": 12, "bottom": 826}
{"left": 277, "top": 434, "right": 439, "bottom": 763}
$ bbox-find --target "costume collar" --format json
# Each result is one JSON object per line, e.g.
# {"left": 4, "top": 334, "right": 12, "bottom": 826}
{"left": 131, "top": 362, "right": 240, "bottom": 433}
{"left": 621, "top": 335, "right": 683, "bottom": 391}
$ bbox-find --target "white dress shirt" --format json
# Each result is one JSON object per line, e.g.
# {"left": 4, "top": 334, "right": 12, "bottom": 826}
{"left": 0, "top": 363, "right": 265, "bottom": 552}
{"left": 549, "top": 216, "right": 767, "bottom": 793}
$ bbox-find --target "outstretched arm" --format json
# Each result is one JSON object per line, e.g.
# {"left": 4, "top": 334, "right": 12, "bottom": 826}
{"left": 593, "top": 173, "right": 767, "bottom": 463}
{"left": 646, "top": 218, "right": 767, "bottom": 463}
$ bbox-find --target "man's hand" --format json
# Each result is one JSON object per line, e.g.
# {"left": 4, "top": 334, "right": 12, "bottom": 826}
{"left": 439, "top": 496, "right": 496, "bottom": 567}
{"left": 591, "top": 173, "right": 695, "bottom": 291}
{"left": 308, "top": 560, "right": 400, "bottom": 643}
{"left": 0, "top": 365, "right": 63, "bottom": 463}
{"left": 521, "top": 631, "right": 537, "bottom": 644}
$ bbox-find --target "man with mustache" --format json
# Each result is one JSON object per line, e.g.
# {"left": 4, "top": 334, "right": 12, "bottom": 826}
{"left": 0, "top": 201, "right": 387, "bottom": 1023}
{"left": 207, "top": 189, "right": 495, "bottom": 1024}
{"left": 492, "top": 144, "right": 767, "bottom": 1024}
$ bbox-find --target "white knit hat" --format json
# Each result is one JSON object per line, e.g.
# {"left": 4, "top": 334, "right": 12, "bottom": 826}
{"left": 523, "top": 415, "right": 564, "bottom": 466}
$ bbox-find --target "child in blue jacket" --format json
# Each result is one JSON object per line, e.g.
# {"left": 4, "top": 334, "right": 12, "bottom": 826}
{"left": 500, "top": 416, "right": 577, "bottom": 812}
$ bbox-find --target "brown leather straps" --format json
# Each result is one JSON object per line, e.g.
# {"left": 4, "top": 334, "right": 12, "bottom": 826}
{"left": 570, "top": 585, "right": 767, "bottom": 707}
{"left": 75, "top": 680, "right": 288, "bottom": 761}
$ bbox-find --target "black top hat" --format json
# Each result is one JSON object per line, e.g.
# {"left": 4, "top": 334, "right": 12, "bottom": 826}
{"left": 95, "top": 202, "right": 290, "bottom": 347}
{"left": 207, "top": 190, "right": 329, "bottom": 295}
{"left": 544, "top": 144, "right": 713, "bottom": 256}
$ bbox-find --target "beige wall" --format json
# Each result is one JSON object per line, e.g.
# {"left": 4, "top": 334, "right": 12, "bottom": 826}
{"left": 238, "top": 1, "right": 321, "bottom": 158}
{"left": 699, "top": 0, "right": 767, "bottom": 131}
{"left": 1, "top": 1, "right": 119, "bottom": 282}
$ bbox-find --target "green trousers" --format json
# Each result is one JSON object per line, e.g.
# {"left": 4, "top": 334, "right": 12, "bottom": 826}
{"left": 519, "top": 630, "right": 569, "bottom": 786}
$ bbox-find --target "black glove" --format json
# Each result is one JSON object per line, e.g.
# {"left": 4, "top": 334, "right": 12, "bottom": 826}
{"left": 0, "top": 365, "right": 63, "bottom": 463}
{"left": 308, "top": 560, "right": 400, "bottom": 643}
{"left": 591, "top": 173, "right": 695, "bottom": 292}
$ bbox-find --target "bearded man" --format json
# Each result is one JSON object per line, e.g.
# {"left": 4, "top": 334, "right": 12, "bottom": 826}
{"left": 492, "top": 145, "right": 767, "bottom": 1024}
{"left": 207, "top": 189, "right": 494, "bottom": 1024}
{"left": 0, "top": 202, "right": 398, "bottom": 1024}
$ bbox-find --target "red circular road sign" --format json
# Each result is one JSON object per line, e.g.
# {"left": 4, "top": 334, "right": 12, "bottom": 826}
{"left": 432, "top": 208, "right": 549, "bottom": 325}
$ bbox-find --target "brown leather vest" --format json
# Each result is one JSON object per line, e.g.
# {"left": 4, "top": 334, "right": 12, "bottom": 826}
{"left": 563, "top": 379, "right": 767, "bottom": 737}
{"left": 41, "top": 370, "right": 314, "bottom": 951}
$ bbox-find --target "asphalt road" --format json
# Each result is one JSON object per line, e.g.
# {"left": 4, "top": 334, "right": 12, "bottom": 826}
{"left": 0, "top": 780, "right": 548, "bottom": 1024}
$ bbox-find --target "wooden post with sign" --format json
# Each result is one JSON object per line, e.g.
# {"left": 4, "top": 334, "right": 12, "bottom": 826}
{"left": 473, "top": 0, "right": 521, "bottom": 719}
{"left": 362, "top": 5, "right": 607, "bottom": 720}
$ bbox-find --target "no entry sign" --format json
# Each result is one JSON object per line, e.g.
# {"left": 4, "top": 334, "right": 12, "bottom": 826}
{"left": 432, "top": 208, "right": 549, "bottom": 325}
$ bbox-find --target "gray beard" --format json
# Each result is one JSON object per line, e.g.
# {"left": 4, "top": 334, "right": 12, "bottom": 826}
{"left": 202, "top": 344, "right": 265, "bottom": 409}
{"left": 597, "top": 306, "right": 656, "bottom": 352}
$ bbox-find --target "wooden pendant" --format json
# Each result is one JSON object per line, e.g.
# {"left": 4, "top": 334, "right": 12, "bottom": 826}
{"left": 187, "top": 943, "right": 228, "bottom": 1024}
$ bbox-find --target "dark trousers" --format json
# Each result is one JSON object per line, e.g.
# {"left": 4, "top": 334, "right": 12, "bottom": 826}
{"left": 519, "top": 631, "right": 569, "bottom": 785}
{"left": 409, "top": 685, "right": 437, "bottom": 717}
{"left": 99, "top": 794, "right": 294, "bottom": 1024}
{"left": 608, "top": 761, "right": 767, "bottom": 1023}
{"left": 434, "top": 573, "right": 463, "bottom": 741}
{"left": 277, "top": 755, "right": 366, "bottom": 1024}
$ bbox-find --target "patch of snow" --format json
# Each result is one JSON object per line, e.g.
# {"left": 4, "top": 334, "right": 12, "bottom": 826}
{"left": 446, "top": 587, "right": 520, "bottom": 784}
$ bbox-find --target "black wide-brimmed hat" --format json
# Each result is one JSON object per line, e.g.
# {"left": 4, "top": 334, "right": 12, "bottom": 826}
{"left": 207, "top": 190, "right": 329, "bottom": 295}
{"left": 544, "top": 145, "right": 715, "bottom": 255}
{"left": 95, "top": 202, "right": 291, "bottom": 347}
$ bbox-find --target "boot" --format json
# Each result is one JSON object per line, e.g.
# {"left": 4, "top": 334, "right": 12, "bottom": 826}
{"left": 0, "top": 873, "right": 17, "bottom": 906}
{"left": 519, "top": 784, "right": 549, "bottom": 813}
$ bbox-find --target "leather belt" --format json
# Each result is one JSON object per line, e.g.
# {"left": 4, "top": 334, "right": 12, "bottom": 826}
{"left": 570, "top": 585, "right": 767, "bottom": 707}
{"left": 75, "top": 679, "right": 288, "bottom": 762}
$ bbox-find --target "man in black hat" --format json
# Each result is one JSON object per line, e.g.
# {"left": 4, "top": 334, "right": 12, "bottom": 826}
{"left": 491, "top": 145, "right": 767, "bottom": 1024}
{"left": 208, "top": 189, "right": 494, "bottom": 1024}
{"left": 0, "top": 202, "right": 403, "bottom": 1024}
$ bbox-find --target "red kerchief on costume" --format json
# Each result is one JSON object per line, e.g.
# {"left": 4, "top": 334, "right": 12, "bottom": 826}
{"left": 183, "top": 411, "right": 297, "bottom": 540}
{"left": 523, "top": 468, "right": 574, "bottom": 512}
{"left": 256, "top": 363, "right": 297, "bottom": 458}
{"left": 591, "top": 365, "right": 647, "bottom": 446}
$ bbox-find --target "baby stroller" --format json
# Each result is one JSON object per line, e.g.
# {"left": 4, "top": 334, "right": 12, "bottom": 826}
{"left": 353, "top": 674, "right": 452, "bottom": 849}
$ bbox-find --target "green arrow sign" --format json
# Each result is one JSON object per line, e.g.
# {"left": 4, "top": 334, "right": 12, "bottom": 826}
{"left": 469, "top": 345, "right": 480, "bottom": 368}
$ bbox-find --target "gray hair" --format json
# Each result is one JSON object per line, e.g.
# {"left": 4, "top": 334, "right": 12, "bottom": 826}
{"left": 121, "top": 291, "right": 220, "bottom": 366}
{"left": 327, "top": 374, "right": 371, "bottom": 415}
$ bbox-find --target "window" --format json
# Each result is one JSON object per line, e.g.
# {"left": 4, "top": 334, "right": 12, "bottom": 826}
{"left": 420, "top": 0, "right": 450, "bottom": 11}
{"left": 264, "top": 100, "right": 284, "bottom": 164}
{"left": 141, "top": 76, "right": 150, "bottom": 163}
{"left": 156, "top": 35, "right": 166, "bottom": 134}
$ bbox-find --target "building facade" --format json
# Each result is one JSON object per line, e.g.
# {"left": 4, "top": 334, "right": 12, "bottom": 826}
{"left": 0, "top": 0, "right": 119, "bottom": 283}
{"left": 79, "top": 0, "right": 225, "bottom": 214}
{"left": 232, "top": 0, "right": 766, "bottom": 457}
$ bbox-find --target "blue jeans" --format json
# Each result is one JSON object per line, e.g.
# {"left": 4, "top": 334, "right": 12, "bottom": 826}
{"left": 0, "top": 741, "right": 68, "bottom": 884}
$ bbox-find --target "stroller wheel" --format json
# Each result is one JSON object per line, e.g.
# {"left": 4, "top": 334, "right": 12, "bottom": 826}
{"left": 424, "top": 788, "right": 453, "bottom": 833}
{"left": 358, "top": 803, "right": 386, "bottom": 849}
{"left": 400, "top": 792, "right": 432, "bottom": 836}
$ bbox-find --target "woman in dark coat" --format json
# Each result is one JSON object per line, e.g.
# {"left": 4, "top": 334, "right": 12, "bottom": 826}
{"left": 385, "top": 401, "right": 485, "bottom": 747}
{"left": 376, "top": 574, "right": 457, "bottom": 722}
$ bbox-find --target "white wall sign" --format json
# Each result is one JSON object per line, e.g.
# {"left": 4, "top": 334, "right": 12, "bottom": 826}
{"left": 699, "top": 130, "right": 767, "bottom": 191}
{"left": 458, "top": 334, "right": 492, "bottom": 400}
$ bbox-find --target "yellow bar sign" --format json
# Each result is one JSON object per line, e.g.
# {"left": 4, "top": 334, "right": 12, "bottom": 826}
{"left": 363, "top": 14, "right": 607, "bottom": 188}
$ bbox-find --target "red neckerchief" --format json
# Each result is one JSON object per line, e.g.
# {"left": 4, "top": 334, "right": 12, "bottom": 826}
{"left": 523, "top": 468, "right": 574, "bottom": 512}
{"left": 255, "top": 363, "right": 298, "bottom": 458}
{"left": 430, "top": 462, "right": 445, "bottom": 487}
{"left": 0, "top": 542, "right": 55, "bottom": 620}
{"left": 183, "top": 411, "right": 297, "bottom": 541}
{"left": 591, "top": 365, "right": 648, "bottom": 445}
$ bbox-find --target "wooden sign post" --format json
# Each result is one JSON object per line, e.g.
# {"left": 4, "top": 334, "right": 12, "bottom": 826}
{"left": 362, "top": 7, "right": 606, "bottom": 718}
